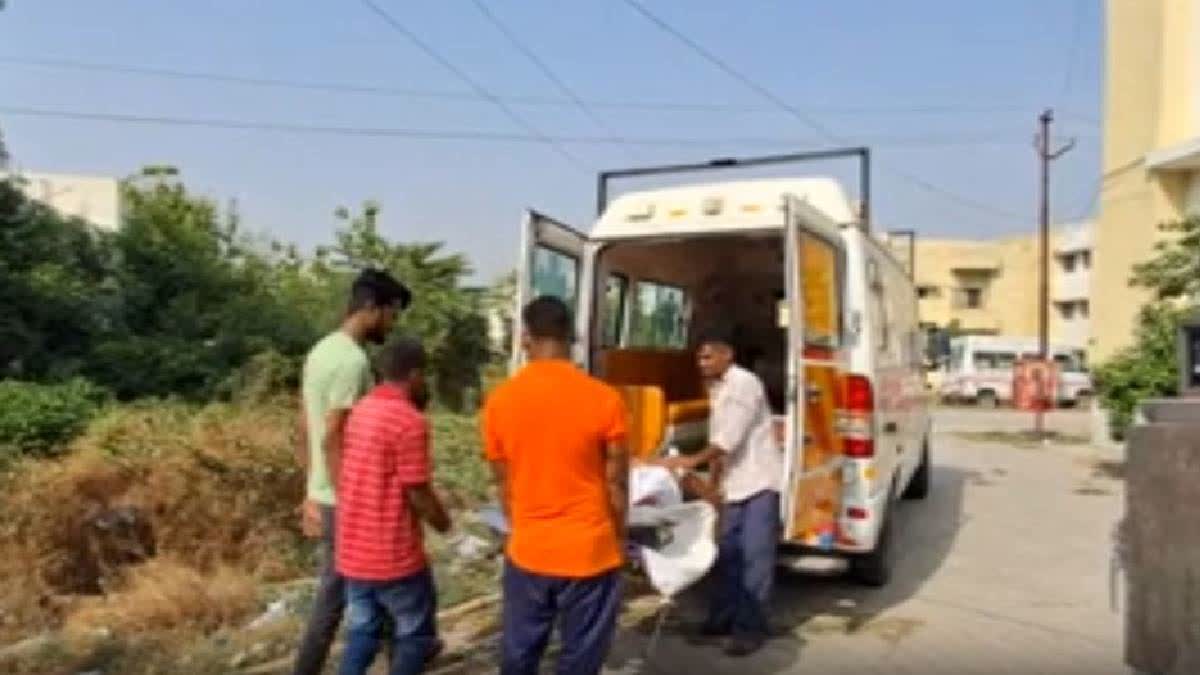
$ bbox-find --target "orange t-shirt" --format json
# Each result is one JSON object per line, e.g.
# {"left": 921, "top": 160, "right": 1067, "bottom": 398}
{"left": 482, "top": 360, "right": 627, "bottom": 578}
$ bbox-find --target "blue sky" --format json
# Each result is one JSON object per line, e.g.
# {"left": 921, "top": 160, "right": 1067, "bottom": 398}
{"left": 0, "top": 0, "right": 1102, "bottom": 281}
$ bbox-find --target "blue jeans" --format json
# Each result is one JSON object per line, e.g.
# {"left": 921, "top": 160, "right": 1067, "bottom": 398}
{"left": 501, "top": 560, "right": 621, "bottom": 675}
{"left": 340, "top": 569, "right": 438, "bottom": 675}
{"left": 708, "top": 490, "right": 780, "bottom": 640}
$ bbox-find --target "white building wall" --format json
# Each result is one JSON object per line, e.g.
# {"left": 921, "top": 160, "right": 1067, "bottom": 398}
{"left": 5, "top": 171, "right": 122, "bottom": 230}
{"left": 1051, "top": 221, "right": 1093, "bottom": 350}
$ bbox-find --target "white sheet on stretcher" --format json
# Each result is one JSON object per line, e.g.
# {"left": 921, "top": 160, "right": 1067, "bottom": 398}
{"left": 629, "top": 465, "right": 718, "bottom": 599}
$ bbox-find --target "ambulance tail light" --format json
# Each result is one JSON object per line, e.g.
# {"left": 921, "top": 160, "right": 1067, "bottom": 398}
{"left": 842, "top": 374, "right": 875, "bottom": 459}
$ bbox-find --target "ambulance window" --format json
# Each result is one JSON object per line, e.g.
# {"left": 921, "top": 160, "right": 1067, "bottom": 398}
{"left": 629, "top": 281, "right": 687, "bottom": 348}
{"left": 800, "top": 232, "right": 843, "bottom": 348}
{"left": 531, "top": 246, "right": 578, "bottom": 311}
{"left": 602, "top": 274, "right": 628, "bottom": 347}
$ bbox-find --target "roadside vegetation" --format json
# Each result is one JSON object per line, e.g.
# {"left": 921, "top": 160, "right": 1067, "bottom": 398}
{"left": 1094, "top": 216, "right": 1199, "bottom": 438}
{"left": 0, "top": 170, "right": 505, "bottom": 671}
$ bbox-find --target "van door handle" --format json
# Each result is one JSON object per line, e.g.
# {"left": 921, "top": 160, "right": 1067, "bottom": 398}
{"left": 883, "top": 422, "right": 898, "bottom": 434}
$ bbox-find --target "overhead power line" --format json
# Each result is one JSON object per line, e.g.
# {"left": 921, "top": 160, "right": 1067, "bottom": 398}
{"left": 619, "top": 0, "right": 1028, "bottom": 223}
{"left": 0, "top": 55, "right": 1043, "bottom": 116}
{"left": 466, "top": 0, "right": 627, "bottom": 159}
{"left": 0, "top": 104, "right": 1050, "bottom": 148}
{"left": 356, "top": 0, "right": 585, "bottom": 169}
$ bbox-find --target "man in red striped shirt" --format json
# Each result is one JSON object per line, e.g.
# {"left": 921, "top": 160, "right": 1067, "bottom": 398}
{"left": 336, "top": 338, "right": 451, "bottom": 675}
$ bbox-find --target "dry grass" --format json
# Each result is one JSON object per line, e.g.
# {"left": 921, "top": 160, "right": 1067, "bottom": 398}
{"left": 0, "top": 396, "right": 496, "bottom": 671}
{"left": 0, "top": 399, "right": 308, "bottom": 645}
{"left": 65, "top": 559, "right": 259, "bottom": 636}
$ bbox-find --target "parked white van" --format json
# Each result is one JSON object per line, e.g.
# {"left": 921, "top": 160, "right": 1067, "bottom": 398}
{"left": 937, "top": 335, "right": 1093, "bottom": 408}
{"left": 511, "top": 159, "right": 930, "bottom": 586}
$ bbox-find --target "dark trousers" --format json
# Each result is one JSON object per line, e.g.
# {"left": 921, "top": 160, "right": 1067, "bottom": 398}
{"left": 707, "top": 490, "right": 780, "bottom": 640}
{"left": 340, "top": 569, "right": 438, "bottom": 675}
{"left": 293, "top": 504, "right": 345, "bottom": 675}
{"left": 501, "top": 560, "right": 621, "bottom": 675}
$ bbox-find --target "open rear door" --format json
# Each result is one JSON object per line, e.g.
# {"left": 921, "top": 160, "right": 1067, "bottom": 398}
{"left": 782, "top": 196, "right": 846, "bottom": 549}
{"left": 512, "top": 209, "right": 593, "bottom": 372}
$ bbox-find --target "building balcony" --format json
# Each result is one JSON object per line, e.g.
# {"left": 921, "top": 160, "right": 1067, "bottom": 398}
{"left": 947, "top": 308, "right": 1002, "bottom": 334}
{"left": 1053, "top": 273, "right": 1091, "bottom": 302}
{"left": 1146, "top": 136, "right": 1200, "bottom": 172}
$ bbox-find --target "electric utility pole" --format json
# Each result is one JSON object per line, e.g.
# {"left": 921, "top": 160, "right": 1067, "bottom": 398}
{"left": 1034, "top": 109, "right": 1075, "bottom": 436}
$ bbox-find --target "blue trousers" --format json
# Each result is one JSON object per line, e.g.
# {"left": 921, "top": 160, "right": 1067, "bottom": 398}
{"left": 501, "top": 560, "right": 621, "bottom": 675}
{"left": 340, "top": 569, "right": 438, "bottom": 675}
{"left": 708, "top": 490, "right": 780, "bottom": 639}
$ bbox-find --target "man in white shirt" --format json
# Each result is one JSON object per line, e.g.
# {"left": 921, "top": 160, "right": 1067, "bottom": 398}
{"left": 653, "top": 325, "right": 782, "bottom": 657}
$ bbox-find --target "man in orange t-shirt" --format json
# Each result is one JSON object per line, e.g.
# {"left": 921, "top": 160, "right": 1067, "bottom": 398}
{"left": 482, "top": 296, "right": 629, "bottom": 675}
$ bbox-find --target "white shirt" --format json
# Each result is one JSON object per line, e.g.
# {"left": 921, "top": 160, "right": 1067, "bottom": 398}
{"left": 708, "top": 365, "right": 782, "bottom": 502}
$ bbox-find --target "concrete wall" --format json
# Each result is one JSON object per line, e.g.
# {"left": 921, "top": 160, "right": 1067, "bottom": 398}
{"left": 1095, "top": 0, "right": 1199, "bottom": 361}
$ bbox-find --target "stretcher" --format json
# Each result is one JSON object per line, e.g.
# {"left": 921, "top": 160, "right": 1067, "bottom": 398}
{"left": 478, "top": 466, "right": 719, "bottom": 666}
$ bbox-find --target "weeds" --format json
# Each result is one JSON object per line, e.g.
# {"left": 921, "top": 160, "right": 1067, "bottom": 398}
{"left": 0, "top": 397, "right": 494, "bottom": 667}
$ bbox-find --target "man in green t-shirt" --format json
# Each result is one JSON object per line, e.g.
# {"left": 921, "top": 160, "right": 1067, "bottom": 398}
{"left": 292, "top": 268, "right": 411, "bottom": 675}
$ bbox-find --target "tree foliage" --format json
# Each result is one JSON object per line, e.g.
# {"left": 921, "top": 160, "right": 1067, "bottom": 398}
{"left": 1095, "top": 217, "right": 1198, "bottom": 437}
{"left": 0, "top": 170, "right": 492, "bottom": 412}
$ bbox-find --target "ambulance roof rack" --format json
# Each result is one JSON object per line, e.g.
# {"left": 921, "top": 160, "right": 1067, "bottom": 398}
{"left": 596, "top": 147, "right": 871, "bottom": 232}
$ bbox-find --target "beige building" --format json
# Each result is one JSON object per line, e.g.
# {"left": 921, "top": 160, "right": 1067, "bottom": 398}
{"left": 3, "top": 171, "right": 123, "bottom": 230}
{"left": 915, "top": 222, "right": 1093, "bottom": 350}
{"left": 1094, "top": 0, "right": 1200, "bottom": 360}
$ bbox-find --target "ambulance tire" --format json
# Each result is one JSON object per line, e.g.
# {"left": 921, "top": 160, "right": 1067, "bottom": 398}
{"left": 851, "top": 492, "right": 895, "bottom": 587}
{"left": 903, "top": 437, "right": 931, "bottom": 501}
{"left": 975, "top": 390, "right": 998, "bottom": 409}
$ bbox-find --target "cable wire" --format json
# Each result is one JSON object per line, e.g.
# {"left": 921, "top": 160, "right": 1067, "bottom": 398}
{"left": 619, "top": 0, "right": 1028, "bottom": 223}
{"left": 0, "top": 55, "right": 1041, "bottom": 116}
{"left": 466, "top": 0, "right": 632, "bottom": 161}
{"left": 357, "top": 0, "right": 586, "bottom": 170}
{"left": 0, "top": 104, "right": 1045, "bottom": 149}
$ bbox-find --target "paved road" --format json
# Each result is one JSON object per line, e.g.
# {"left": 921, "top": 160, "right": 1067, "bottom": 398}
{"left": 604, "top": 409, "right": 1126, "bottom": 674}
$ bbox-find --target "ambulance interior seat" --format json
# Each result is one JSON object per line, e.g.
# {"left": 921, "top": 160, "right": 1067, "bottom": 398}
{"left": 599, "top": 348, "right": 709, "bottom": 459}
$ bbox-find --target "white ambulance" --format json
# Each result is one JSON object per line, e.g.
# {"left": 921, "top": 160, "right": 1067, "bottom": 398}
{"left": 511, "top": 153, "right": 930, "bottom": 586}
{"left": 938, "top": 335, "right": 1094, "bottom": 408}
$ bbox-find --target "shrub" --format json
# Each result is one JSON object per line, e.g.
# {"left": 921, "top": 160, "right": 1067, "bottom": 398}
{"left": 1094, "top": 303, "right": 1183, "bottom": 439}
{"left": 0, "top": 379, "right": 108, "bottom": 459}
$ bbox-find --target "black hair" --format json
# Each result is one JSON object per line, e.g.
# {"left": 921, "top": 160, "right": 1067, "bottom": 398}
{"left": 522, "top": 295, "right": 574, "bottom": 342}
{"left": 696, "top": 323, "right": 736, "bottom": 350}
{"left": 379, "top": 336, "right": 426, "bottom": 381}
{"left": 348, "top": 268, "right": 412, "bottom": 314}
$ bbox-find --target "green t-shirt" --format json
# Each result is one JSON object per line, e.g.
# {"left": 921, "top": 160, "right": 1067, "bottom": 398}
{"left": 302, "top": 331, "right": 373, "bottom": 505}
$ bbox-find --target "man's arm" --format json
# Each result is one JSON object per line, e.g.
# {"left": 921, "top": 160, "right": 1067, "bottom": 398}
{"left": 488, "top": 460, "right": 510, "bottom": 524}
{"left": 604, "top": 442, "right": 629, "bottom": 542}
{"left": 405, "top": 484, "right": 451, "bottom": 533}
{"left": 323, "top": 408, "right": 351, "bottom": 490}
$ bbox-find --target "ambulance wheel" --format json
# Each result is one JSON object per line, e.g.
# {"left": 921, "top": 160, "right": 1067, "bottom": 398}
{"left": 851, "top": 497, "right": 895, "bottom": 587}
{"left": 975, "top": 390, "right": 998, "bottom": 409}
{"left": 903, "top": 437, "right": 931, "bottom": 501}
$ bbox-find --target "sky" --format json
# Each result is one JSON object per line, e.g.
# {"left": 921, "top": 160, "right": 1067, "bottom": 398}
{"left": 0, "top": 0, "right": 1102, "bottom": 282}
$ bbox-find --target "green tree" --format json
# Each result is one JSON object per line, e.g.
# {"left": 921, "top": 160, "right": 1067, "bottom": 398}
{"left": 1095, "top": 216, "right": 1199, "bottom": 437}
{"left": 320, "top": 202, "right": 490, "bottom": 411}
{"left": 0, "top": 177, "right": 118, "bottom": 381}
{"left": 88, "top": 176, "right": 314, "bottom": 398}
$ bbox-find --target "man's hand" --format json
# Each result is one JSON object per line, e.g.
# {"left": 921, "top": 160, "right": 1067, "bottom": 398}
{"left": 300, "top": 499, "right": 322, "bottom": 538}
{"left": 406, "top": 484, "right": 452, "bottom": 534}
{"left": 648, "top": 455, "right": 694, "bottom": 472}
{"left": 604, "top": 442, "right": 629, "bottom": 543}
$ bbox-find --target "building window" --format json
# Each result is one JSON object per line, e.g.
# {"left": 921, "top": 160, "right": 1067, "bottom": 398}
{"left": 1062, "top": 253, "right": 1077, "bottom": 273}
{"left": 1080, "top": 250, "right": 1092, "bottom": 269}
{"left": 917, "top": 285, "right": 940, "bottom": 300}
{"left": 1078, "top": 300, "right": 1090, "bottom": 318}
{"left": 1059, "top": 302, "right": 1076, "bottom": 320}
{"left": 953, "top": 287, "right": 985, "bottom": 310}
